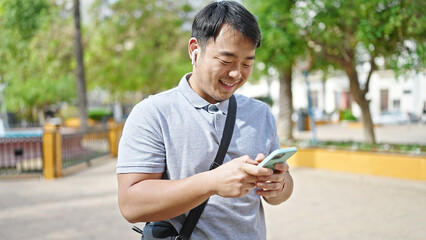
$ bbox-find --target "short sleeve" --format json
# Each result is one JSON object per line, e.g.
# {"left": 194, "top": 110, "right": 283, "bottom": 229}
{"left": 116, "top": 100, "right": 166, "bottom": 174}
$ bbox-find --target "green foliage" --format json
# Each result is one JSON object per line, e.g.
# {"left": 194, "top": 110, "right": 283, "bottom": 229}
{"left": 245, "top": 0, "right": 307, "bottom": 74}
{"left": 88, "top": 108, "right": 112, "bottom": 121}
{"left": 340, "top": 109, "right": 357, "bottom": 121}
{"left": 0, "top": 0, "right": 75, "bottom": 113}
{"left": 0, "top": 0, "right": 203, "bottom": 123}
{"left": 295, "top": 0, "right": 425, "bottom": 71}
{"left": 291, "top": 0, "right": 425, "bottom": 143}
{"left": 0, "top": 0, "right": 49, "bottom": 40}
{"left": 245, "top": 0, "right": 309, "bottom": 140}
{"left": 281, "top": 139, "right": 425, "bottom": 155}
{"left": 86, "top": 0, "right": 192, "bottom": 102}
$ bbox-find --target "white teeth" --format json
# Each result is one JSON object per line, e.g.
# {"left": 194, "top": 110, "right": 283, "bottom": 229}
{"left": 220, "top": 80, "right": 237, "bottom": 86}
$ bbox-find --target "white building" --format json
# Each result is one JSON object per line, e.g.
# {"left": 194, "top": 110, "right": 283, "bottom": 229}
{"left": 239, "top": 69, "right": 426, "bottom": 123}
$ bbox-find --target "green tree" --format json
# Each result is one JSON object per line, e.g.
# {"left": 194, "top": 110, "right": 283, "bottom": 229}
{"left": 86, "top": 0, "right": 192, "bottom": 104}
{"left": 294, "top": 0, "right": 426, "bottom": 144}
{"left": 246, "top": 0, "right": 308, "bottom": 139}
{"left": 0, "top": 0, "right": 75, "bottom": 124}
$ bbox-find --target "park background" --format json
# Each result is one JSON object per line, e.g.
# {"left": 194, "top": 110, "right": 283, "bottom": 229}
{"left": 0, "top": 0, "right": 425, "bottom": 239}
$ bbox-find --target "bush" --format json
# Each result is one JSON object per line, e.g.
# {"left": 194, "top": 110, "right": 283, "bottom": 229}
{"left": 340, "top": 109, "right": 357, "bottom": 121}
{"left": 280, "top": 139, "right": 425, "bottom": 155}
{"left": 88, "top": 109, "right": 112, "bottom": 121}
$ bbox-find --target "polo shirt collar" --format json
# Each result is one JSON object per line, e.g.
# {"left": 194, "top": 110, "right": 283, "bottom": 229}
{"left": 178, "top": 73, "right": 229, "bottom": 114}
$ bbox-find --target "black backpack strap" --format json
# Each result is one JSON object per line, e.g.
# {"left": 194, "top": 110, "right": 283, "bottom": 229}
{"left": 178, "top": 95, "right": 237, "bottom": 239}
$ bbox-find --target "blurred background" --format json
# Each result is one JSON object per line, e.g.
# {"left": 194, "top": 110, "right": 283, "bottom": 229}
{"left": 0, "top": 0, "right": 425, "bottom": 239}
{"left": 0, "top": 0, "right": 425, "bottom": 146}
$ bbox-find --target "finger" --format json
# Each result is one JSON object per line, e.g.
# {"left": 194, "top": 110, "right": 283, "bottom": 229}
{"left": 242, "top": 163, "right": 273, "bottom": 176}
{"left": 273, "top": 162, "right": 290, "bottom": 172}
{"left": 255, "top": 189, "right": 280, "bottom": 197}
{"left": 241, "top": 156, "right": 258, "bottom": 165}
{"left": 244, "top": 182, "right": 257, "bottom": 189}
{"left": 256, "top": 181, "right": 282, "bottom": 190}
{"left": 245, "top": 159, "right": 259, "bottom": 165}
{"left": 258, "top": 172, "right": 285, "bottom": 183}
{"left": 245, "top": 175, "right": 260, "bottom": 184}
{"left": 284, "top": 162, "right": 290, "bottom": 171}
{"left": 255, "top": 153, "right": 266, "bottom": 163}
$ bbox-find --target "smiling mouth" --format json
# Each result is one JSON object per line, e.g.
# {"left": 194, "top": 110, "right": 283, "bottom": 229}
{"left": 219, "top": 79, "right": 239, "bottom": 87}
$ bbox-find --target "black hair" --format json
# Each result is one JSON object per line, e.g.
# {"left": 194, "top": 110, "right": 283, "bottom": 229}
{"left": 191, "top": 1, "right": 261, "bottom": 49}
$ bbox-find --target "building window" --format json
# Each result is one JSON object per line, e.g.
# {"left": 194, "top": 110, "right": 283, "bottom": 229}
{"left": 393, "top": 99, "right": 400, "bottom": 110}
{"left": 380, "top": 89, "right": 389, "bottom": 111}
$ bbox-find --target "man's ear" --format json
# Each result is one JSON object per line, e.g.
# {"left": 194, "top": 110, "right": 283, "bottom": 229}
{"left": 188, "top": 37, "right": 199, "bottom": 65}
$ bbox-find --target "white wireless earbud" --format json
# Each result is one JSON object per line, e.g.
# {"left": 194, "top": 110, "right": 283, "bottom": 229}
{"left": 191, "top": 49, "right": 198, "bottom": 65}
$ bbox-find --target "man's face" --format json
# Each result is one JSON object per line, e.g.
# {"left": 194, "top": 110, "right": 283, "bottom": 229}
{"left": 189, "top": 24, "right": 256, "bottom": 104}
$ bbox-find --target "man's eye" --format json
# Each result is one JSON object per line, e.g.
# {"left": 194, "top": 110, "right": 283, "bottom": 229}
{"left": 220, "top": 59, "right": 231, "bottom": 64}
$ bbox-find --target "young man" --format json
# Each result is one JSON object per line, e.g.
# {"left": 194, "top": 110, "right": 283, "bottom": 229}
{"left": 117, "top": 1, "right": 293, "bottom": 239}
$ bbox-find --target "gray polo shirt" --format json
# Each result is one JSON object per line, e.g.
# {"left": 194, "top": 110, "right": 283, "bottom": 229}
{"left": 117, "top": 73, "right": 280, "bottom": 239}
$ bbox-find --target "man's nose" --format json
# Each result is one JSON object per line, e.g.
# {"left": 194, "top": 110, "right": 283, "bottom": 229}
{"left": 228, "top": 65, "right": 242, "bottom": 79}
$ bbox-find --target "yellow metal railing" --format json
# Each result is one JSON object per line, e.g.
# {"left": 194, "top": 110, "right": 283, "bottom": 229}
{"left": 42, "top": 122, "right": 123, "bottom": 179}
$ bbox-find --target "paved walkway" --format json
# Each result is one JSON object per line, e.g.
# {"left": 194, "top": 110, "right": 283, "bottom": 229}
{"left": 1, "top": 158, "right": 425, "bottom": 240}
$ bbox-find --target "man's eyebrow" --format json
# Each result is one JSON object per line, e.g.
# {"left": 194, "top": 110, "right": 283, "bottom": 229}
{"left": 218, "top": 51, "right": 255, "bottom": 60}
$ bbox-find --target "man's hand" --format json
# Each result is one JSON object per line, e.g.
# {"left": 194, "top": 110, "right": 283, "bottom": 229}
{"left": 209, "top": 155, "right": 273, "bottom": 198}
{"left": 254, "top": 153, "right": 293, "bottom": 204}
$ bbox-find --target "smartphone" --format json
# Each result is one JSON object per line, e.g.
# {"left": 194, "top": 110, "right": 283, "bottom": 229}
{"left": 258, "top": 147, "right": 298, "bottom": 169}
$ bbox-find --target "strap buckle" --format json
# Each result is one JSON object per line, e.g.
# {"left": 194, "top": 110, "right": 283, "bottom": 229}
{"left": 210, "top": 162, "right": 221, "bottom": 170}
{"left": 174, "top": 235, "right": 185, "bottom": 240}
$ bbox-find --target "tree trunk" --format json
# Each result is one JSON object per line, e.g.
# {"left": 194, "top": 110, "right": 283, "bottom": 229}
{"left": 344, "top": 65, "right": 376, "bottom": 144}
{"left": 357, "top": 97, "right": 375, "bottom": 144}
{"left": 38, "top": 109, "right": 45, "bottom": 126}
{"left": 113, "top": 101, "right": 123, "bottom": 122}
{"left": 277, "top": 68, "right": 293, "bottom": 140}
{"left": 73, "top": 0, "right": 88, "bottom": 131}
{"left": 322, "top": 79, "right": 326, "bottom": 113}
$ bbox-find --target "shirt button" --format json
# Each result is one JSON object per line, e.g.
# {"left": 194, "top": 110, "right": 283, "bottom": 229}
{"left": 208, "top": 104, "right": 219, "bottom": 113}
